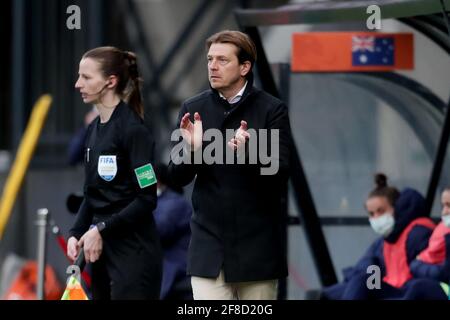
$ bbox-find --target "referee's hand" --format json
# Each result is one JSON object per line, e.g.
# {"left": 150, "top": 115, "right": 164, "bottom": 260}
{"left": 78, "top": 227, "right": 103, "bottom": 263}
{"left": 67, "top": 236, "right": 80, "bottom": 262}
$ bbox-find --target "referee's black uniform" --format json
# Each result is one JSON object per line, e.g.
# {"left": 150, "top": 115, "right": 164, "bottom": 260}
{"left": 70, "top": 101, "right": 162, "bottom": 300}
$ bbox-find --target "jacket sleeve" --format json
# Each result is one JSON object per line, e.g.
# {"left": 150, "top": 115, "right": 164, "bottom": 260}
{"left": 409, "top": 260, "right": 449, "bottom": 282}
{"left": 410, "top": 233, "right": 450, "bottom": 282}
{"left": 265, "top": 102, "right": 291, "bottom": 177}
{"left": 69, "top": 198, "right": 93, "bottom": 240}
{"left": 167, "top": 102, "right": 199, "bottom": 187}
{"left": 69, "top": 123, "right": 94, "bottom": 239}
{"left": 154, "top": 195, "right": 192, "bottom": 244}
{"left": 101, "top": 124, "right": 158, "bottom": 237}
{"left": 342, "top": 238, "right": 383, "bottom": 282}
{"left": 406, "top": 225, "right": 434, "bottom": 263}
{"left": 242, "top": 101, "right": 292, "bottom": 178}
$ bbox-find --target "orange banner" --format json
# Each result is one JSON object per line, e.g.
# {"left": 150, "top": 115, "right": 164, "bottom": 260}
{"left": 292, "top": 32, "right": 414, "bottom": 72}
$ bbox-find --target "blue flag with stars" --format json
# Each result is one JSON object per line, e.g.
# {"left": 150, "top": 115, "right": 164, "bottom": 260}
{"left": 352, "top": 36, "right": 395, "bottom": 67}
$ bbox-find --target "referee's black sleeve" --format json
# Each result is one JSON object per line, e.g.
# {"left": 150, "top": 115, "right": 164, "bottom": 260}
{"left": 69, "top": 198, "right": 92, "bottom": 239}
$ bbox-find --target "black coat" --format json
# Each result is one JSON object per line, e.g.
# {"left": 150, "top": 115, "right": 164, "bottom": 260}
{"left": 168, "top": 75, "right": 291, "bottom": 282}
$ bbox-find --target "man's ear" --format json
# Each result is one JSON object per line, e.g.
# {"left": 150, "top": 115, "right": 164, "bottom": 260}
{"left": 240, "top": 61, "right": 251, "bottom": 77}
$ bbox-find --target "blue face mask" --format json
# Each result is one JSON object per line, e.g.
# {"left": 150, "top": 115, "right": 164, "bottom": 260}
{"left": 369, "top": 213, "right": 395, "bottom": 237}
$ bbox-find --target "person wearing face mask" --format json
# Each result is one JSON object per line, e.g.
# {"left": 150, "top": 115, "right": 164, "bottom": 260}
{"left": 409, "top": 188, "right": 450, "bottom": 280}
{"left": 383, "top": 188, "right": 450, "bottom": 300}
{"left": 320, "top": 173, "right": 435, "bottom": 300}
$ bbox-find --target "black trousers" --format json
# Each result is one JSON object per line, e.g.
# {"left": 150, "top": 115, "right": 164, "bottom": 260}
{"left": 91, "top": 232, "right": 162, "bottom": 300}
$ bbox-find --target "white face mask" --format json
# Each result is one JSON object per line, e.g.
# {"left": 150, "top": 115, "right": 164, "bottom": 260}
{"left": 442, "top": 215, "right": 450, "bottom": 228}
{"left": 369, "top": 213, "right": 395, "bottom": 237}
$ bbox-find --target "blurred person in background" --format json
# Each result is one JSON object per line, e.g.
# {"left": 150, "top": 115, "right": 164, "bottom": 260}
{"left": 67, "top": 107, "right": 99, "bottom": 166}
{"left": 154, "top": 163, "right": 193, "bottom": 300}
{"left": 397, "top": 187, "right": 450, "bottom": 300}
{"left": 321, "top": 173, "right": 435, "bottom": 300}
{"left": 410, "top": 187, "right": 450, "bottom": 281}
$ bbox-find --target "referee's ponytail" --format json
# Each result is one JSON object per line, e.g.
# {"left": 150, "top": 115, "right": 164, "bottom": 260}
{"left": 83, "top": 47, "right": 144, "bottom": 119}
{"left": 123, "top": 51, "right": 144, "bottom": 119}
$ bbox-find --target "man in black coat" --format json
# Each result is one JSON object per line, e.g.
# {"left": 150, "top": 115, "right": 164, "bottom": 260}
{"left": 168, "top": 30, "right": 291, "bottom": 300}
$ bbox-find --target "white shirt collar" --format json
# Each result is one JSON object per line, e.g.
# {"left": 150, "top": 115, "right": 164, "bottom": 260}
{"left": 219, "top": 81, "right": 248, "bottom": 104}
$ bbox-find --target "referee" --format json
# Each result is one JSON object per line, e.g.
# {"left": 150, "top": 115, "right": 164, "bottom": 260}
{"left": 67, "top": 47, "right": 162, "bottom": 300}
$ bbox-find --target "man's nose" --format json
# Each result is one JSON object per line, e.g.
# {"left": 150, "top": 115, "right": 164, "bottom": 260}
{"left": 209, "top": 60, "right": 218, "bottom": 70}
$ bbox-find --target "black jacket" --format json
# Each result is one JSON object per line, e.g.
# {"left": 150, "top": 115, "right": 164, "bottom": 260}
{"left": 168, "top": 75, "right": 291, "bottom": 282}
{"left": 70, "top": 101, "right": 160, "bottom": 252}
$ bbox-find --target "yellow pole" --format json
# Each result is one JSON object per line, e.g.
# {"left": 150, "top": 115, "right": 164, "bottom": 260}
{"left": 0, "top": 94, "right": 53, "bottom": 240}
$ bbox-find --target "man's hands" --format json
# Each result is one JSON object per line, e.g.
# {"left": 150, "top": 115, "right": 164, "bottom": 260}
{"left": 180, "top": 112, "right": 203, "bottom": 152}
{"left": 180, "top": 113, "right": 250, "bottom": 155}
{"left": 67, "top": 227, "right": 103, "bottom": 264}
{"left": 228, "top": 120, "right": 250, "bottom": 154}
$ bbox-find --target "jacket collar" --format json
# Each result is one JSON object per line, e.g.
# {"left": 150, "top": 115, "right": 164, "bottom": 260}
{"left": 97, "top": 100, "right": 125, "bottom": 125}
{"left": 210, "top": 72, "right": 255, "bottom": 108}
{"left": 219, "top": 81, "right": 248, "bottom": 104}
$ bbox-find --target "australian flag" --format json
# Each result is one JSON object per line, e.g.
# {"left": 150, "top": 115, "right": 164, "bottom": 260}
{"left": 352, "top": 36, "right": 395, "bottom": 66}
